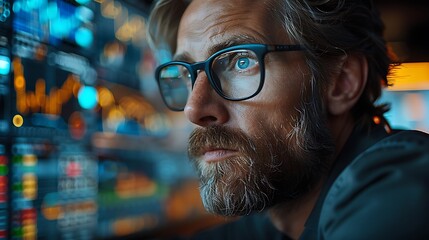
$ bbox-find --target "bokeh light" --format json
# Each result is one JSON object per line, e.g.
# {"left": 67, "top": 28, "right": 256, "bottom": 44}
{"left": 78, "top": 85, "right": 98, "bottom": 109}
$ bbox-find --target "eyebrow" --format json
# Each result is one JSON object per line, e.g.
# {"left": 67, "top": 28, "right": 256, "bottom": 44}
{"left": 173, "top": 34, "right": 261, "bottom": 62}
{"left": 173, "top": 52, "right": 193, "bottom": 62}
{"left": 208, "top": 35, "right": 260, "bottom": 55}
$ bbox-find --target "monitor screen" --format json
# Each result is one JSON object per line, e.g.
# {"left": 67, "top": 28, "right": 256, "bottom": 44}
{"left": 0, "top": 0, "right": 208, "bottom": 239}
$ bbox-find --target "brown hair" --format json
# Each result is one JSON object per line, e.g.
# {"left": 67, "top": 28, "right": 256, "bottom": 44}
{"left": 147, "top": 0, "right": 397, "bottom": 124}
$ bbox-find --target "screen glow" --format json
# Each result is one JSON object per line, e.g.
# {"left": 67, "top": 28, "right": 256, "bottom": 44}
{"left": 0, "top": 56, "right": 10, "bottom": 75}
{"left": 78, "top": 86, "right": 98, "bottom": 109}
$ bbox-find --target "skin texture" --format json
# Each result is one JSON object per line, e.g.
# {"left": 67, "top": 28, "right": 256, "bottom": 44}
{"left": 174, "top": 0, "right": 368, "bottom": 238}
{"left": 178, "top": 1, "right": 307, "bottom": 139}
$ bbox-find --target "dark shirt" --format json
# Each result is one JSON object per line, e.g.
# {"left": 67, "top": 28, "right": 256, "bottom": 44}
{"left": 186, "top": 124, "right": 429, "bottom": 239}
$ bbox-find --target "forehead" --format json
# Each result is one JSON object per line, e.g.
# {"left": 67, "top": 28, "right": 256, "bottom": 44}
{"left": 176, "top": 0, "right": 287, "bottom": 58}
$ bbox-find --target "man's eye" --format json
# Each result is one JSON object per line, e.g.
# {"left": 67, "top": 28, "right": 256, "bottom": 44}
{"left": 212, "top": 50, "right": 258, "bottom": 74}
{"left": 234, "top": 56, "right": 257, "bottom": 71}
{"left": 235, "top": 57, "right": 251, "bottom": 70}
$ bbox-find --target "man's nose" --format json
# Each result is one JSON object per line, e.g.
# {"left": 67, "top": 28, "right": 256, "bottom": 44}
{"left": 184, "top": 71, "right": 229, "bottom": 127}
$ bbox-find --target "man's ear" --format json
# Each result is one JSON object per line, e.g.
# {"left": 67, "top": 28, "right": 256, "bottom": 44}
{"left": 327, "top": 53, "right": 368, "bottom": 116}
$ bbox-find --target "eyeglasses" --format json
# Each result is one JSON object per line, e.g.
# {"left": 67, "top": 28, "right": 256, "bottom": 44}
{"left": 155, "top": 43, "right": 304, "bottom": 111}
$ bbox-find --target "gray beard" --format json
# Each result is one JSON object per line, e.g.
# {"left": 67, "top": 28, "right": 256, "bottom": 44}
{"left": 197, "top": 152, "right": 275, "bottom": 216}
{"left": 188, "top": 100, "right": 334, "bottom": 216}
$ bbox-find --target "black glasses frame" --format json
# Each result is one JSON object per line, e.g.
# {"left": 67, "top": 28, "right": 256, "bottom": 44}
{"left": 155, "top": 43, "right": 304, "bottom": 111}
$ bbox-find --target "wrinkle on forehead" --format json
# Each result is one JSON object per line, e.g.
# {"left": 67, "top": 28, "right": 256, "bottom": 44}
{"left": 177, "top": 0, "right": 272, "bottom": 51}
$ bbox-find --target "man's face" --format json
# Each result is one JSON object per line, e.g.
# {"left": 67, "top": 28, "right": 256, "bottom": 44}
{"left": 176, "top": 0, "right": 332, "bottom": 215}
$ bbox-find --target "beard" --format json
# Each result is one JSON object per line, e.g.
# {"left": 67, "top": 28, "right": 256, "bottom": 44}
{"left": 187, "top": 98, "right": 334, "bottom": 216}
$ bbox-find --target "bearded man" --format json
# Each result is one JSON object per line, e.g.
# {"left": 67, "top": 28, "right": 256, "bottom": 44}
{"left": 148, "top": 0, "right": 429, "bottom": 239}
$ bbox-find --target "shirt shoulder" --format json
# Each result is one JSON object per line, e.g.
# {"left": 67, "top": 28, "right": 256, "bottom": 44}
{"left": 318, "top": 130, "right": 429, "bottom": 240}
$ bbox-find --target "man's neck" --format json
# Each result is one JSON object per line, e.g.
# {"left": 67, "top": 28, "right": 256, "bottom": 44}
{"left": 267, "top": 181, "right": 323, "bottom": 240}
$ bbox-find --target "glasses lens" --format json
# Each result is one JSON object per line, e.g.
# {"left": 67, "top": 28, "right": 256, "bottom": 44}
{"left": 211, "top": 49, "right": 261, "bottom": 99}
{"left": 158, "top": 64, "right": 191, "bottom": 110}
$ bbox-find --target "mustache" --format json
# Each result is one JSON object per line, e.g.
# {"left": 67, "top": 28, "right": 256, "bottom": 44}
{"left": 188, "top": 125, "right": 256, "bottom": 159}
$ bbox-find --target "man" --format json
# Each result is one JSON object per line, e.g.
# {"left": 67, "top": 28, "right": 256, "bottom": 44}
{"left": 147, "top": 0, "right": 429, "bottom": 239}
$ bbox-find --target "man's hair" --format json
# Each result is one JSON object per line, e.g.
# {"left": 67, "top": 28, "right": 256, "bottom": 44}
{"left": 147, "top": 0, "right": 397, "bottom": 124}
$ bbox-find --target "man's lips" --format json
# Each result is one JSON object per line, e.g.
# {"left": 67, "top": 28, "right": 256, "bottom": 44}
{"left": 201, "top": 148, "right": 238, "bottom": 163}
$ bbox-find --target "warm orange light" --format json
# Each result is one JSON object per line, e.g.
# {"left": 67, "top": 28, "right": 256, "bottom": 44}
{"left": 42, "top": 205, "right": 63, "bottom": 220}
{"left": 22, "top": 224, "right": 37, "bottom": 238}
{"left": 388, "top": 62, "right": 429, "bottom": 91}
{"left": 373, "top": 116, "right": 381, "bottom": 125}
{"left": 28, "top": 93, "right": 40, "bottom": 112}
{"left": 17, "top": 95, "right": 28, "bottom": 114}
{"left": 12, "top": 57, "right": 81, "bottom": 116}
{"left": 98, "top": 87, "right": 115, "bottom": 107}
{"left": 115, "top": 172, "right": 157, "bottom": 198}
{"left": 35, "top": 78, "right": 45, "bottom": 104}
{"left": 23, "top": 154, "right": 37, "bottom": 166}
{"left": 112, "top": 215, "right": 158, "bottom": 236}
{"left": 101, "top": 0, "right": 122, "bottom": 19}
{"left": 48, "top": 87, "right": 60, "bottom": 115}
{"left": 106, "top": 106, "right": 125, "bottom": 124}
{"left": 15, "top": 76, "right": 25, "bottom": 90}
{"left": 22, "top": 174, "right": 37, "bottom": 200}
{"left": 69, "top": 111, "right": 86, "bottom": 140}
{"left": 12, "top": 114, "right": 24, "bottom": 127}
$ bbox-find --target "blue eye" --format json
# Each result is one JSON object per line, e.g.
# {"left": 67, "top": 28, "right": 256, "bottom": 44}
{"left": 236, "top": 57, "right": 250, "bottom": 70}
